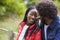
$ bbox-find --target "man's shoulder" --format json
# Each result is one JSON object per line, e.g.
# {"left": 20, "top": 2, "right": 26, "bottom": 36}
{"left": 55, "top": 16, "right": 60, "bottom": 28}
{"left": 56, "top": 20, "right": 60, "bottom": 28}
{"left": 56, "top": 16, "right": 60, "bottom": 23}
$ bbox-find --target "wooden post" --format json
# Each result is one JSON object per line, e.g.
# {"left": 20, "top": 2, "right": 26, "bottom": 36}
{"left": 0, "top": 28, "right": 17, "bottom": 40}
{"left": 8, "top": 30, "right": 14, "bottom": 40}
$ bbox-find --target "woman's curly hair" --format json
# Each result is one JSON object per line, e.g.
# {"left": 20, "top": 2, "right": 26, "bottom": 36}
{"left": 36, "top": 1, "right": 58, "bottom": 19}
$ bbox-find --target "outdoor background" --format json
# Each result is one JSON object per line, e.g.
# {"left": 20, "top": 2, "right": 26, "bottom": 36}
{"left": 0, "top": 0, "right": 60, "bottom": 40}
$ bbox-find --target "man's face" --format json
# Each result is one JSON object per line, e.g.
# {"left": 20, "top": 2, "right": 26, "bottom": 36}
{"left": 39, "top": 16, "right": 46, "bottom": 24}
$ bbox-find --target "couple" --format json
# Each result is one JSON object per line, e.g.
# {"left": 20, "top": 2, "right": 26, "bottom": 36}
{"left": 17, "top": 1, "right": 60, "bottom": 40}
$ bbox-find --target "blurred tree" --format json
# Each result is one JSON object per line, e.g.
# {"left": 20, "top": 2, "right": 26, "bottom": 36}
{"left": 53, "top": 0, "right": 60, "bottom": 1}
{"left": 24, "top": 0, "right": 40, "bottom": 7}
{"left": 0, "top": 0, "right": 26, "bottom": 18}
{"left": 0, "top": 0, "right": 60, "bottom": 19}
{"left": 53, "top": 0, "right": 60, "bottom": 9}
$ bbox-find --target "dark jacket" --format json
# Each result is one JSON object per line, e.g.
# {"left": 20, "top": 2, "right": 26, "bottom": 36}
{"left": 42, "top": 16, "right": 60, "bottom": 40}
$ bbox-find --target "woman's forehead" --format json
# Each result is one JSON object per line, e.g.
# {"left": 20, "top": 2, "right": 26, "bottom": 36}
{"left": 30, "top": 9, "right": 37, "bottom": 12}
{"left": 28, "top": 9, "right": 38, "bottom": 15}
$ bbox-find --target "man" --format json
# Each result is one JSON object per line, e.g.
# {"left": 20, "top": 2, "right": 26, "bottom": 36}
{"left": 36, "top": 1, "right": 60, "bottom": 40}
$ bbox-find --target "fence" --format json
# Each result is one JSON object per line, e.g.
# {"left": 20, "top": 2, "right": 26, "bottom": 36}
{"left": 0, "top": 28, "right": 17, "bottom": 40}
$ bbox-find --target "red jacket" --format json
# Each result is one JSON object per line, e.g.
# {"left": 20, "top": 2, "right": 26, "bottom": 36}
{"left": 17, "top": 22, "right": 42, "bottom": 40}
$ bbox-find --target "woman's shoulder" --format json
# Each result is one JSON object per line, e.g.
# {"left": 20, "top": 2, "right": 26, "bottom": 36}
{"left": 18, "top": 22, "right": 27, "bottom": 30}
{"left": 19, "top": 22, "right": 27, "bottom": 27}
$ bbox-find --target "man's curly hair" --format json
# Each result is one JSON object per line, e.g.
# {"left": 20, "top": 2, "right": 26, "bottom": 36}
{"left": 36, "top": 1, "right": 58, "bottom": 19}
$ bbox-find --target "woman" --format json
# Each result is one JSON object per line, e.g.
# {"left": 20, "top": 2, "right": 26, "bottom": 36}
{"left": 17, "top": 7, "right": 42, "bottom": 40}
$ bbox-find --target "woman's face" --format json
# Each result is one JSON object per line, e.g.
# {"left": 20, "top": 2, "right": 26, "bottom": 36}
{"left": 27, "top": 9, "right": 39, "bottom": 25}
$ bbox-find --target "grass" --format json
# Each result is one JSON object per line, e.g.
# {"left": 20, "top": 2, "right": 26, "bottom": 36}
{"left": 0, "top": 30, "right": 9, "bottom": 40}
{"left": 0, "top": 15, "right": 23, "bottom": 40}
